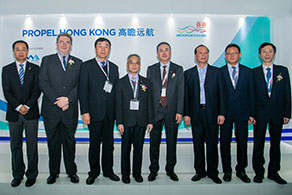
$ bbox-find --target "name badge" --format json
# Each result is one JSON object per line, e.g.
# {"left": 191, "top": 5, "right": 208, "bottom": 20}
{"left": 161, "top": 88, "right": 166, "bottom": 97}
{"left": 103, "top": 80, "right": 113, "bottom": 93}
{"left": 130, "top": 99, "right": 139, "bottom": 110}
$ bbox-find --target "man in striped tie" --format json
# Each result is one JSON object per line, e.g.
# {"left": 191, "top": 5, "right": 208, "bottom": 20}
{"left": 2, "top": 40, "right": 41, "bottom": 187}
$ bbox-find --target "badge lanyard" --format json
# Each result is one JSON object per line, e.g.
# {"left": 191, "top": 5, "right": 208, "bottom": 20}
{"left": 98, "top": 61, "right": 110, "bottom": 81}
{"left": 130, "top": 78, "right": 139, "bottom": 99}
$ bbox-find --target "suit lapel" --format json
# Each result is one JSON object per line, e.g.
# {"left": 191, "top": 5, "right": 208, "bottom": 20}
{"left": 54, "top": 53, "right": 65, "bottom": 72}
{"left": 223, "top": 65, "right": 234, "bottom": 91}
{"left": 167, "top": 62, "right": 175, "bottom": 85}
{"left": 271, "top": 65, "right": 279, "bottom": 97}
{"left": 125, "top": 75, "right": 135, "bottom": 98}
{"left": 258, "top": 66, "right": 269, "bottom": 97}
{"left": 12, "top": 62, "right": 23, "bottom": 88}
{"left": 154, "top": 63, "right": 162, "bottom": 84}
{"left": 235, "top": 65, "right": 243, "bottom": 91}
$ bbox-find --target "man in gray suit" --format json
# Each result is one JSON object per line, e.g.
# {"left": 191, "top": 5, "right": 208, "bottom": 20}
{"left": 147, "top": 42, "right": 184, "bottom": 181}
{"left": 39, "top": 33, "right": 82, "bottom": 184}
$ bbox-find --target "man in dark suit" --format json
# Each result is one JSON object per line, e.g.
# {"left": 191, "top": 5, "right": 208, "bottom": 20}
{"left": 39, "top": 33, "right": 82, "bottom": 184}
{"left": 252, "top": 42, "right": 291, "bottom": 184}
{"left": 220, "top": 44, "right": 255, "bottom": 183}
{"left": 79, "top": 37, "right": 120, "bottom": 185}
{"left": 116, "top": 54, "right": 154, "bottom": 184}
{"left": 184, "top": 45, "right": 225, "bottom": 184}
{"left": 147, "top": 42, "right": 184, "bottom": 182}
{"left": 2, "top": 40, "right": 41, "bottom": 187}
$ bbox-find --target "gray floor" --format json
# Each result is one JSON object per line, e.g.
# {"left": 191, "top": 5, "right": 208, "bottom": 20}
{"left": 0, "top": 141, "right": 292, "bottom": 195}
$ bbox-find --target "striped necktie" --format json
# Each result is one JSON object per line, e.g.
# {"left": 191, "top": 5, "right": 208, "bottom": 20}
{"left": 63, "top": 56, "right": 67, "bottom": 70}
{"left": 19, "top": 64, "right": 24, "bottom": 85}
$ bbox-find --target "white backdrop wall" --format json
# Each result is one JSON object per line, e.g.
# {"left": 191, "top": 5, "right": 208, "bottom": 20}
{"left": 0, "top": 0, "right": 291, "bottom": 142}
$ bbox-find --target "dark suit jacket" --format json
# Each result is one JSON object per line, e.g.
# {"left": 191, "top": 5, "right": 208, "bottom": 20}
{"left": 221, "top": 64, "right": 255, "bottom": 121}
{"left": 2, "top": 61, "right": 41, "bottom": 122}
{"left": 253, "top": 64, "right": 291, "bottom": 124}
{"left": 39, "top": 53, "right": 82, "bottom": 121}
{"left": 184, "top": 64, "right": 225, "bottom": 125}
{"left": 115, "top": 74, "right": 154, "bottom": 127}
{"left": 78, "top": 58, "right": 119, "bottom": 122}
{"left": 146, "top": 62, "right": 184, "bottom": 122}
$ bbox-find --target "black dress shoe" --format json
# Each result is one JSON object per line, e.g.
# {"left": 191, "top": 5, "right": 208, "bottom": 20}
{"left": 209, "top": 176, "right": 222, "bottom": 184}
{"left": 223, "top": 172, "right": 232, "bottom": 182}
{"left": 191, "top": 174, "right": 206, "bottom": 182}
{"left": 166, "top": 171, "right": 179, "bottom": 181}
{"left": 236, "top": 172, "right": 251, "bottom": 183}
{"left": 25, "top": 178, "right": 36, "bottom": 187}
{"left": 69, "top": 174, "right": 79, "bottom": 183}
{"left": 104, "top": 173, "right": 120, "bottom": 181}
{"left": 86, "top": 176, "right": 96, "bottom": 185}
{"left": 268, "top": 173, "right": 287, "bottom": 184}
{"left": 253, "top": 175, "right": 263, "bottom": 183}
{"left": 148, "top": 172, "right": 157, "bottom": 182}
{"left": 11, "top": 178, "right": 22, "bottom": 187}
{"left": 47, "top": 175, "right": 58, "bottom": 184}
{"left": 122, "top": 176, "right": 130, "bottom": 184}
{"left": 134, "top": 175, "right": 143, "bottom": 183}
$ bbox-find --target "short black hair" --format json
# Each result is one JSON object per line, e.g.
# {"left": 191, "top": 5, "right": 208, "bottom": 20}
{"left": 12, "top": 40, "right": 29, "bottom": 50}
{"left": 225, "top": 43, "right": 241, "bottom": 53}
{"left": 127, "top": 54, "right": 141, "bottom": 64}
{"left": 94, "top": 37, "right": 111, "bottom": 48}
{"left": 194, "top": 44, "right": 209, "bottom": 54}
{"left": 258, "top": 42, "right": 276, "bottom": 54}
{"left": 156, "top": 42, "right": 171, "bottom": 52}
{"left": 56, "top": 33, "right": 72, "bottom": 44}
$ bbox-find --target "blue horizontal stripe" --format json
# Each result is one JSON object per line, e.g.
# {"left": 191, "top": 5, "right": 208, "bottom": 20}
{"left": 1, "top": 136, "right": 292, "bottom": 142}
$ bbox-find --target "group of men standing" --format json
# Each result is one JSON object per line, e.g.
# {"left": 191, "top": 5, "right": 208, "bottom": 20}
{"left": 2, "top": 33, "right": 290, "bottom": 187}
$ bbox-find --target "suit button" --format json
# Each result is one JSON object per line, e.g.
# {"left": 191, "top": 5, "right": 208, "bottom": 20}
{"left": 63, "top": 86, "right": 66, "bottom": 89}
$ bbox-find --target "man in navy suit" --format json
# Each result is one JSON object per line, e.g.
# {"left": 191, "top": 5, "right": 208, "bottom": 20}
{"left": 220, "top": 44, "right": 255, "bottom": 183}
{"left": 252, "top": 42, "right": 291, "bottom": 184}
{"left": 116, "top": 54, "right": 154, "bottom": 184}
{"left": 79, "top": 37, "right": 120, "bottom": 184}
{"left": 2, "top": 40, "right": 41, "bottom": 187}
{"left": 39, "top": 33, "right": 82, "bottom": 184}
{"left": 184, "top": 45, "right": 225, "bottom": 184}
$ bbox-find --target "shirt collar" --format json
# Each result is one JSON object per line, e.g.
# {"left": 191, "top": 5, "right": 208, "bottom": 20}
{"left": 128, "top": 73, "right": 139, "bottom": 81}
{"left": 95, "top": 57, "right": 107, "bottom": 67}
{"left": 160, "top": 61, "right": 170, "bottom": 69}
{"left": 262, "top": 64, "right": 273, "bottom": 71}
{"left": 16, "top": 61, "right": 27, "bottom": 66}
{"left": 196, "top": 63, "right": 208, "bottom": 72}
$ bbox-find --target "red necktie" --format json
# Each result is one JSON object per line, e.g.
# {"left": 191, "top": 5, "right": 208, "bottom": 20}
{"left": 160, "top": 65, "right": 167, "bottom": 107}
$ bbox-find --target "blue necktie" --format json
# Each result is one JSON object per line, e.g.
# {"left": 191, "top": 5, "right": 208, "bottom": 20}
{"left": 19, "top": 64, "right": 24, "bottom": 85}
{"left": 266, "top": 67, "right": 271, "bottom": 90}
{"left": 63, "top": 56, "right": 67, "bottom": 70}
{"left": 232, "top": 67, "right": 238, "bottom": 88}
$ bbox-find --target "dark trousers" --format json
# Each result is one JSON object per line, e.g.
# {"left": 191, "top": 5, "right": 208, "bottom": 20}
{"left": 9, "top": 115, "right": 38, "bottom": 179}
{"left": 220, "top": 119, "right": 248, "bottom": 173}
{"left": 88, "top": 115, "right": 114, "bottom": 178}
{"left": 191, "top": 108, "right": 219, "bottom": 177}
{"left": 121, "top": 125, "right": 146, "bottom": 177}
{"left": 252, "top": 120, "right": 282, "bottom": 177}
{"left": 149, "top": 117, "right": 178, "bottom": 173}
{"left": 44, "top": 118, "right": 77, "bottom": 176}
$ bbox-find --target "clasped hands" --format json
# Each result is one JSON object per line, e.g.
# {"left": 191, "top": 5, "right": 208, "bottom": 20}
{"left": 54, "top": 97, "right": 69, "bottom": 111}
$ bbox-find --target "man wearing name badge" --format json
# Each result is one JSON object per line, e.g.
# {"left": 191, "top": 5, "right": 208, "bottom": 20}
{"left": 252, "top": 42, "right": 291, "bottom": 184}
{"left": 184, "top": 45, "right": 225, "bottom": 184}
{"left": 39, "top": 33, "right": 82, "bottom": 184}
{"left": 220, "top": 44, "right": 255, "bottom": 183}
{"left": 116, "top": 54, "right": 154, "bottom": 184}
{"left": 79, "top": 37, "right": 120, "bottom": 185}
{"left": 147, "top": 42, "right": 184, "bottom": 182}
{"left": 2, "top": 40, "right": 41, "bottom": 187}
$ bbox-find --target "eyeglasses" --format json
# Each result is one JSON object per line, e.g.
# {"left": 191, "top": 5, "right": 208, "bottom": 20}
{"left": 226, "top": 52, "right": 239, "bottom": 55}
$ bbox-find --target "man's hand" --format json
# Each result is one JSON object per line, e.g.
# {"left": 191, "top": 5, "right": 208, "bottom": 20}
{"left": 54, "top": 97, "right": 69, "bottom": 108}
{"left": 248, "top": 116, "right": 256, "bottom": 125}
{"left": 284, "top": 117, "right": 290, "bottom": 125}
{"left": 19, "top": 105, "right": 29, "bottom": 115}
{"left": 176, "top": 114, "right": 182, "bottom": 124}
{"left": 82, "top": 113, "right": 90, "bottom": 125}
{"left": 184, "top": 116, "right": 191, "bottom": 126}
{"left": 118, "top": 124, "right": 124, "bottom": 135}
{"left": 147, "top": 124, "right": 153, "bottom": 133}
{"left": 62, "top": 104, "right": 69, "bottom": 111}
{"left": 217, "top": 115, "right": 225, "bottom": 125}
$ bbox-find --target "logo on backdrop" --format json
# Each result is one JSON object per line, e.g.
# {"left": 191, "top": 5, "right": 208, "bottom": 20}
{"left": 22, "top": 28, "right": 155, "bottom": 38}
{"left": 27, "top": 55, "right": 40, "bottom": 63}
{"left": 176, "top": 22, "right": 207, "bottom": 37}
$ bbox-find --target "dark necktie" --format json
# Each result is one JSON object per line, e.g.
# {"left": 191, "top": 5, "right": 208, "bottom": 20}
{"left": 101, "top": 61, "right": 107, "bottom": 75}
{"left": 19, "top": 64, "right": 24, "bottom": 85}
{"left": 63, "top": 56, "right": 67, "bottom": 70}
{"left": 161, "top": 65, "right": 167, "bottom": 107}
